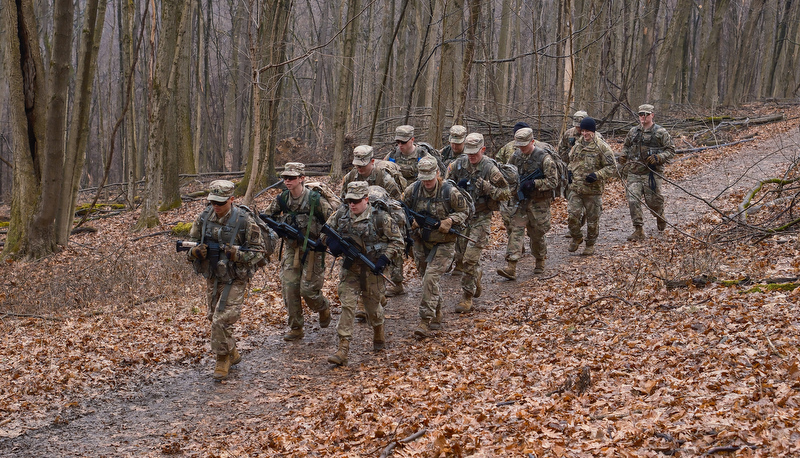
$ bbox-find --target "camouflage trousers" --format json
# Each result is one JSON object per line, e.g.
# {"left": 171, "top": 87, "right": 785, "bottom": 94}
{"left": 568, "top": 193, "right": 602, "bottom": 244}
{"left": 412, "top": 240, "right": 455, "bottom": 321}
{"left": 506, "top": 198, "right": 551, "bottom": 262}
{"left": 336, "top": 264, "right": 385, "bottom": 340}
{"left": 461, "top": 214, "right": 492, "bottom": 295}
{"left": 390, "top": 252, "right": 404, "bottom": 285}
{"left": 626, "top": 172, "right": 665, "bottom": 227}
{"left": 205, "top": 278, "right": 247, "bottom": 356}
{"left": 453, "top": 235, "right": 467, "bottom": 266}
{"left": 499, "top": 201, "right": 516, "bottom": 239}
{"left": 282, "top": 246, "right": 328, "bottom": 331}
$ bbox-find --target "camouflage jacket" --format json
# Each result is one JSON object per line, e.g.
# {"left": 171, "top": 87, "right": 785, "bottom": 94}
{"left": 341, "top": 166, "right": 401, "bottom": 200}
{"left": 495, "top": 140, "right": 516, "bottom": 164}
{"left": 325, "top": 204, "right": 405, "bottom": 264}
{"left": 510, "top": 146, "right": 558, "bottom": 202}
{"left": 402, "top": 179, "right": 469, "bottom": 244}
{"left": 621, "top": 124, "right": 675, "bottom": 176}
{"left": 445, "top": 155, "right": 510, "bottom": 214}
{"left": 568, "top": 136, "right": 617, "bottom": 196}
{"left": 440, "top": 145, "right": 462, "bottom": 167}
{"left": 264, "top": 186, "right": 334, "bottom": 243}
{"left": 559, "top": 127, "right": 604, "bottom": 164}
{"left": 188, "top": 205, "right": 265, "bottom": 280}
{"left": 384, "top": 144, "right": 433, "bottom": 182}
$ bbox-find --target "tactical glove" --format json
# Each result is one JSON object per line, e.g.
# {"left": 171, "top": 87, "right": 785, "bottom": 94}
{"left": 521, "top": 180, "right": 536, "bottom": 194}
{"left": 457, "top": 178, "right": 470, "bottom": 189}
{"left": 568, "top": 170, "right": 574, "bottom": 184}
{"left": 476, "top": 177, "right": 492, "bottom": 195}
{"left": 374, "top": 254, "right": 391, "bottom": 274}
{"left": 585, "top": 172, "right": 598, "bottom": 184}
{"left": 313, "top": 238, "right": 328, "bottom": 252}
{"left": 225, "top": 245, "right": 242, "bottom": 262}
{"left": 438, "top": 217, "right": 453, "bottom": 234}
{"left": 190, "top": 244, "right": 208, "bottom": 260}
{"left": 324, "top": 236, "right": 344, "bottom": 256}
{"left": 646, "top": 155, "right": 660, "bottom": 165}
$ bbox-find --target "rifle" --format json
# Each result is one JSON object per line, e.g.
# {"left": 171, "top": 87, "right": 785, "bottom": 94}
{"left": 258, "top": 214, "right": 323, "bottom": 265}
{"left": 400, "top": 203, "right": 477, "bottom": 244}
{"left": 320, "top": 224, "right": 395, "bottom": 287}
{"left": 517, "top": 168, "right": 544, "bottom": 201}
{"left": 176, "top": 240, "right": 268, "bottom": 254}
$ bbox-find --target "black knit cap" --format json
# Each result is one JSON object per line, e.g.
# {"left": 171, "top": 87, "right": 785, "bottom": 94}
{"left": 579, "top": 117, "right": 596, "bottom": 132}
{"left": 513, "top": 122, "right": 530, "bottom": 133}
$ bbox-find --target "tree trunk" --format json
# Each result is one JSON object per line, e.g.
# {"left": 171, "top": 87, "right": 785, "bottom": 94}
{"left": 454, "top": 0, "right": 480, "bottom": 124}
{"left": 433, "top": 0, "right": 464, "bottom": 149}
{"left": 331, "top": 0, "right": 360, "bottom": 180}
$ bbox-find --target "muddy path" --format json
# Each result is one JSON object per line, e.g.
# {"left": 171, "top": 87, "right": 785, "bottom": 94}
{"left": 2, "top": 128, "right": 798, "bottom": 456}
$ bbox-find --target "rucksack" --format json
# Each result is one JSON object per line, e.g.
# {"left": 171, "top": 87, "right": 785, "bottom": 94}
{"left": 367, "top": 185, "right": 407, "bottom": 236}
{"left": 373, "top": 159, "right": 408, "bottom": 191}
{"left": 535, "top": 142, "right": 568, "bottom": 199}
{"left": 303, "top": 181, "right": 343, "bottom": 211}
{"left": 239, "top": 205, "right": 278, "bottom": 264}
{"left": 485, "top": 157, "right": 518, "bottom": 211}
{"left": 416, "top": 141, "right": 447, "bottom": 174}
{"left": 410, "top": 179, "right": 474, "bottom": 225}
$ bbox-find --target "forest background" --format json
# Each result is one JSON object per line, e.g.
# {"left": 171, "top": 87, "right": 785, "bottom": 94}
{"left": 2, "top": 0, "right": 800, "bottom": 259}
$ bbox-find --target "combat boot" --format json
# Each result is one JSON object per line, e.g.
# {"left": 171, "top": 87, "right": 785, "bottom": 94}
{"left": 319, "top": 305, "right": 332, "bottom": 328}
{"left": 455, "top": 292, "right": 473, "bottom": 313}
{"left": 430, "top": 307, "right": 443, "bottom": 330}
{"left": 414, "top": 319, "right": 431, "bottom": 338}
{"left": 327, "top": 339, "right": 349, "bottom": 366}
{"left": 568, "top": 237, "right": 583, "bottom": 252}
{"left": 230, "top": 346, "right": 242, "bottom": 365}
{"left": 582, "top": 244, "right": 595, "bottom": 256}
{"left": 474, "top": 270, "right": 483, "bottom": 298}
{"left": 385, "top": 281, "right": 406, "bottom": 297}
{"left": 497, "top": 261, "right": 517, "bottom": 281}
{"left": 212, "top": 354, "right": 231, "bottom": 380}
{"left": 657, "top": 215, "right": 667, "bottom": 231}
{"left": 534, "top": 258, "right": 545, "bottom": 274}
{"left": 283, "top": 327, "right": 304, "bottom": 341}
{"left": 373, "top": 324, "right": 386, "bottom": 351}
{"left": 627, "top": 226, "right": 645, "bottom": 241}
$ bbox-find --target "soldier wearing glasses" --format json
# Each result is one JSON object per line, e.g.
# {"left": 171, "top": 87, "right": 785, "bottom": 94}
{"left": 618, "top": 104, "right": 675, "bottom": 241}
{"left": 264, "top": 162, "right": 335, "bottom": 342}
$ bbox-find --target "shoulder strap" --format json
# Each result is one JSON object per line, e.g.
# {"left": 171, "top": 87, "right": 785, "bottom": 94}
{"left": 199, "top": 205, "right": 213, "bottom": 245}
{"left": 277, "top": 190, "right": 290, "bottom": 215}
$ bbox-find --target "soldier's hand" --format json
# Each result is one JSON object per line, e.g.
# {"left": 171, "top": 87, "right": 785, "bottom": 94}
{"left": 457, "top": 178, "right": 470, "bottom": 189}
{"left": 313, "top": 238, "right": 328, "bottom": 252}
{"left": 190, "top": 243, "right": 208, "bottom": 260}
{"left": 411, "top": 219, "right": 420, "bottom": 230}
{"left": 585, "top": 172, "right": 598, "bottom": 184}
{"left": 374, "top": 254, "right": 391, "bottom": 274}
{"left": 521, "top": 180, "right": 536, "bottom": 194}
{"left": 646, "top": 155, "right": 659, "bottom": 165}
{"left": 225, "top": 245, "right": 242, "bottom": 262}
{"left": 476, "top": 177, "right": 492, "bottom": 194}
{"left": 325, "top": 237, "right": 344, "bottom": 256}
{"left": 438, "top": 217, "right": 453, "bottom": 233}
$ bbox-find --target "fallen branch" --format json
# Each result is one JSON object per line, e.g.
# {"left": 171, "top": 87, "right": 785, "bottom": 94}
{"left": 676, "top": 137, "right": 757, "bottom": 156}
{"left": 379, "top": 429, "right": 427, "bottom": 458}
{"left": 704, "top": 444, "right": 757, "bottom": 455}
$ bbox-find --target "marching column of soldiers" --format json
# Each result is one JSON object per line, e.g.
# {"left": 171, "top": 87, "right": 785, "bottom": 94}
{"left": 185, "top": 104, "right": 675, "bottom": 377}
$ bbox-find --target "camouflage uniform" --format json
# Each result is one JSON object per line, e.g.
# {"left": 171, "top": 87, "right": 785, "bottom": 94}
{"left": 620, "top": 105, "right": 675, "bottom": 234}
{"left": 342, "top": 146, "right": 402, "bottom": 200}
{"left": 567, "top": 132, "right": 617, "bottom": 251}
{"left": 440, "top": 125, "right": 467, "bottom": 167}
{"left": 187, "top": 180, "right": 265, "bottom": 378}
{"left": 559, "top": 127, "right": 603, "bottom": 164}
{"left": 265, "top": 164, "right": 334, "bottom": 339}
{"left": 385, "top": 125, "right": 440, "bottom": 183}
{"left": 505, "top": 131, "right": 559, "bottom": 271}
{"left": 402, "top": 157, "right": 469, "bottom": 333}
{"left": 445, "top": 133, "right": 510, "bottom": 309}
{"left": 495, "top": 140, "right": 517, "bottom": 165}
{"left": 326, "top": 181, "right": 405, "bottom": 365}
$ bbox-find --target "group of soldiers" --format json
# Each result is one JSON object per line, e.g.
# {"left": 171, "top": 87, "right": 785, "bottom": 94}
{"left": 184, "top": 104, "right": 675, "bottom": 378}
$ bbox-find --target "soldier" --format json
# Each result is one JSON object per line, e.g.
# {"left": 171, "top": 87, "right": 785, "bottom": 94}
{"left": 566, "top": 118, "right": 617, "bottom": 255}
{"left": 498, "top": 128, "right": 558, "bottom": 279}
{"left": 264, "top": 162, "right": 335, "bottom": 342}
{"left": 495, "top": 122, "right": 530, "bottom": 164}
{"left": 440, "top": 125, "right": 467, "bottom": 166}
{"left": 619, "top": 104, "right": 675, "bottom": 241}
{"left": 385, "top": 125, "right": 444, "bottom": 183}
{"left": 341, "top": 145, "right": 402, "bottom": 200}
{"left": 186, "top": 180, "right": 265, "bottom": 380}
{"left": 446, "top": 133, "right": 510, "bottom": 313}
{"left": 402, "top": 156, "right": 470, "bottom": 337}
{"left": 324, "top": 181, "right": 405, "bottom": 366}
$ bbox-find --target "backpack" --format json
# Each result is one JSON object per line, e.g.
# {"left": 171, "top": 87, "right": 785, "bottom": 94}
{"left": 373, "top": 159, "right": 408, "bottom": 191}
{"left": 303, "top": 181, "right": 342, "bottom": 211}
{"left": 239, "top": 205, "right": 278, "bottom": 264}
{"left": 410, "top": 179, "right": 474, "bottom": 225}
{"left": 416, "top": 141, "right": 447, "bottom": 174}
{"left": 511, "top": 142, "right": 568, "bottom": 199}
{"left": 367, "top": 185, "right": 407, "bottom": 236}
{"left": 485, "top": 158, "right": 518, "bottom": 211}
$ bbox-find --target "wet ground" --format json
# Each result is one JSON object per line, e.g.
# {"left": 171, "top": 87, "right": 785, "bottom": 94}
{"left": 2, "top": 128, "right": 797, "bottom": 456}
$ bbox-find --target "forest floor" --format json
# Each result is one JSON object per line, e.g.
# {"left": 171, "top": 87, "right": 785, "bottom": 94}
{"left": 1, "top": 103, "right": 800, "bottom": 457}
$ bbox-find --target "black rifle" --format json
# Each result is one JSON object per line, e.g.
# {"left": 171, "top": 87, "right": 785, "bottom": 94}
{"left": 320, "top": 224, "right": 395, "bottom": 286}
{"left": 176, "top": 240, "right": 267, "bottom": 254}
{"left": 400, "top": 203, "right": 477, "bottom": 244}
{"left": 258, "top": 214, "right": 323, "bottom": 265}
{"left": 517, "top": 168, "right": 545, "bottom": 201}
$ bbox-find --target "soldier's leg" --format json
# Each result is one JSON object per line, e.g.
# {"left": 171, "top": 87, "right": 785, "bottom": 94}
{"left": 451, "top": 236, "right": 467, "bottom": 274}
{"left": 281, "top": 247, "right": 305, "bottom": 336}
{"left": 420, "top": 243, "right": 454, "bottom": 322}
{"left": 412, "top": 237, "right": 428, "bottom": 277}
{"left": 505, "top": 209, "right": 527, "bottom": 263}
{"left": 210, "top": 281, "right": 246, "bottom": 356}
{"left": 626, "top": 176, "right": 646, "bottom": 228}
{"left": 460, "top": 217, "right": 490, "bottom": 296}
{"left": 335, "top": 270, "right": 360, "bottom": 342}
{"left": 363, "top": 271, "right": 386, "bottom": 329}
{"left": 299, "top": 251, "right": 328, "bottom": 312}
{"left": 567, "top": 192, "right": 585, "bottom": 240}
{"left": 644, "top": 175, "right": 666, "bottom": 224}
{"left": 584, "top": 195, "right": 602, "bottom": 245}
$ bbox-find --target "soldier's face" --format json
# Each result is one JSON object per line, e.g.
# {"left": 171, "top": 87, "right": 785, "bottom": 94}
{"left": 451, "top": 142, "right": 464, "bottom": 153}
{"left": 283, "top": 175, "right": 304, "bottom": 194}
{"left": 581, "top": 130, "right": 595, "bottom": 142}
{"left": 519, "top": 141, "right": 534, "bottom": 154}
{"left": 422, "top": 175, "right": 438, "bottom": 190}
{"left": 356, "top": 160, "right": 374, "bottom": 176}
{"left": 467, "top": 148, "right": 484, "bottom": 164}
{"left": 349, "top": 196, "right": 369, "bottom": 215}
{"left": 396, "top": 138, "right": 414, "bottom": 155}
{"left": 210, "top": 198, "right": 232, "bottom": 217}
{"left": 639, "top": 112, "right": 654, "bottom": 128}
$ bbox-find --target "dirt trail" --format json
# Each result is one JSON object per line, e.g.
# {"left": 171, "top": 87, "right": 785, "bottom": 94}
{"left": 2, "top": 128, "right": 798, "bottom": 456}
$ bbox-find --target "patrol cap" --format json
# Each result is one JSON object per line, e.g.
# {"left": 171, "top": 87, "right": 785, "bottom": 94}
{"left": 573, "top": 110, "right": 588, "bottom": 126}
{"left": 352, "top": 145, "right": 374, "bottom": 166}
{"left": 637, "top": 104, "right": 655, "bottom": 115}
{"left": 514, "top": 127, "right": 534, "bottom": 147}
{"left": 345, "top": 181, "right": 369, "bottom": 201}
{"left": 417, "top": 156, "right": 439, "bottom": 181}
{"left": 464, "top": 132, "right": 484, "bottom": 155}
{"left": 208, "top": 180, "right": 235, "bottom": 203}
{"left": 448, "top": 125, "right": 467, "bottom": 144}
{"left": 395, "top": 125, "right": 414, "bottom": 142}
{"left": 280, "top": 162, "right": 305, "bottom": 177}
